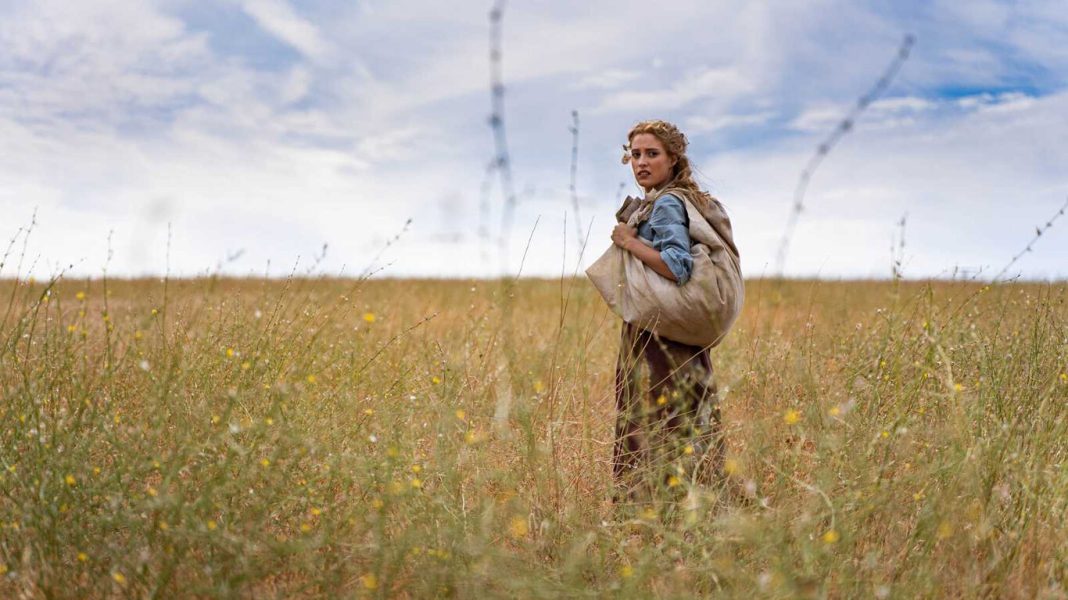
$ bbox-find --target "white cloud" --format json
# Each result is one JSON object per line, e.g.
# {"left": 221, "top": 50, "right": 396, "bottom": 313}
{"left": 593, "top": 66, "right": 755, "bottom": 114}
{"left": 0, "top": 0, "right": 210, "bottom": 122}
{"left": 572, "top": 68, "right": 643, "bottom": 91}
{"left": 238, "top": 0, "right": 329, "bottom": 60}
{"left": 686, "top": 111, "right": 776, "bottom": 134}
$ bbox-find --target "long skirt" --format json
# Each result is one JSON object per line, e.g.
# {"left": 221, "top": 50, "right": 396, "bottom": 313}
{"left": 612, "top": 322, "right": 724, "bottom": 501}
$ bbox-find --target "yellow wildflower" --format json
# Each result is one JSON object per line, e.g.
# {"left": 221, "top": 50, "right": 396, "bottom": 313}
{"left": 656, "top": 394, "right": 667, "bottom": 406}
{"left": 455, "top": 409, "right": 466, "bottom": 421}
{"left": 411, "top": 464, "right": 422, "bottom": 474}
{"left": 300, "top": 523, "right": 312, "bottom": 533}
{"left": 310, "top": 507, "right": 321, "bottom": 516}
{"left": 431, "top": 376, "right": 441, "bottom": 385}
{"left": 508, "top": 515, "right": 529, "bottom": 538}
{"left": 226, "top": 347, "right": 234, "bottom": 358}
{"left": 683, "top": 445, "right": 694, "bottom": 455}
{"left": 783, "top": 409, "right": 800, "bottom": 425}
{"left": 936, "top": 521, "right": 953, "bottom": 539}
{"left": 362, "top": 312, "right": 376, "bottom": 323}
{"left": 666, "top": 475, "right": 680, "bottom": 488}
{"left": 147, "top": 486, "right": 158, "bottom": 497}
{"left": 533, "top": 380, "right": 546, "bottom": 394}
{"left": 65, "top": 474, "right": 76, "bottom": 486}
{"left": 75, "top": 291, "right": 86, "bottom": 301}
{"left": 305, "top": 374, "right": 317, "bottom": 384}
{"left": 410, "top": 478, "right": 423, "bottom": 489}
{"left": 620, "top": 565, "right": 634, "bottom": 579}
{"left": 77, "top": 552, "right": 88, "bottom": 562}
{"left": 724, "top": 458, "right": 739, "bottom": 475}
{"left": 828, "top": 406, "right": 841, "bottom": 417}
{"left": 112, "top": 572, "right": 126, "bottom": 585}
{"left": 822, "top": 529, "right": 839, "bottom": 544}
{"left": 360, "top": 574, "right": 378, "bottom": 590}
{"left": 207, "top": 520, "right": 217, "bottom": 531}
{"left": 260, "top": 458, "right": 270, "bottom": 468}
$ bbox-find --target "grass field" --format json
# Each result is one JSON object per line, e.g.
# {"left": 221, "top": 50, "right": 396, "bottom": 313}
{"left": 1, "top": 274, "right": 1066, "bottom": 598}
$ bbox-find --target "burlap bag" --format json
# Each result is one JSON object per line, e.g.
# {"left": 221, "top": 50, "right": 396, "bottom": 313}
{"left": 585, "top": 187, "right": 743, "bottom": 347}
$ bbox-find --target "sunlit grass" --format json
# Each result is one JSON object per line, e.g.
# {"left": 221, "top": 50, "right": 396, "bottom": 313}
{"left": 1, "top": 273, "right": 1065, "bottom": 597}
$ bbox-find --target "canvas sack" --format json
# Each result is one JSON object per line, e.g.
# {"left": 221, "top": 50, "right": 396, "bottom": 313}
{"left": 585, "top": 187, "right": 744, "bottom": 347}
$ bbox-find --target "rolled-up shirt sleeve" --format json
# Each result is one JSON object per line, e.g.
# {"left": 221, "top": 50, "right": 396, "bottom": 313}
{"left": 648, "top": 194, "right": 693, "bottom": 285}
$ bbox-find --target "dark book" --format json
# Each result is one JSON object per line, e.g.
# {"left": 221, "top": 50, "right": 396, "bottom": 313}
{"left": 615, "top": 195, "right": 641, "bottom": 224}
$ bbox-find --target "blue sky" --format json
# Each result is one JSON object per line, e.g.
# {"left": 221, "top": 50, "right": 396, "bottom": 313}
{"left": 2, "top": 0, "right": 1066, "bottom": 280}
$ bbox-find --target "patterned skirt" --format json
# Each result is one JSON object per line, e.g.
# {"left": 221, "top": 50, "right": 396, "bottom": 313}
{"left": 612, "top": 322, "right": 724, "bottom": 501}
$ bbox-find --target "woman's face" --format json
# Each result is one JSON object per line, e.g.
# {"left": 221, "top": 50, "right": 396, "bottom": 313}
{"left": 629, "top": 133, "right": 676, "bottom": 192}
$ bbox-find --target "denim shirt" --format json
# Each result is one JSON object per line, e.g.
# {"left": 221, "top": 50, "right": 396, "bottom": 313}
{"left": 636, "top": 193, "right": 693, "bottom": 285}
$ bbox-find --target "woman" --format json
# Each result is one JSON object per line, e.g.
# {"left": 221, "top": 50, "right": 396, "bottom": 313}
{"left": 609, "top": 120, "right": 727, "bottom": 502}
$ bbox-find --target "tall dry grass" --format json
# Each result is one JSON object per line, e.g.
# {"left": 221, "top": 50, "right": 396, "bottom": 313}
{"left": 1, "top": 272, "right": 1066, "bottom": 598}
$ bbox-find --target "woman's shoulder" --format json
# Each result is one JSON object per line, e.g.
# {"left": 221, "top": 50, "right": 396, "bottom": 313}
{"left": 651, "top": 191, "right": 688, "bottom": 215}
{"left": 649, "top": 192, "right": 688, "bottom": 226}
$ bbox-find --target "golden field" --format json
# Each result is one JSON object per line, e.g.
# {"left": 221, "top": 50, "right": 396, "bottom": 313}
{"left": 1, "top": 275, "right": 1066, "bottom": 598}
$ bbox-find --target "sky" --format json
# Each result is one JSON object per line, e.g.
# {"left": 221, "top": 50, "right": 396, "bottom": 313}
{"left": 2, "top": 0, "right": 1066, "bottom": 281}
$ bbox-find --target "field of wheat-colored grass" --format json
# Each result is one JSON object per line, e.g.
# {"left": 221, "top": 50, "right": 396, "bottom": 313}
{"left": 1, "top": 274, "right": 1065, "bottom": 598}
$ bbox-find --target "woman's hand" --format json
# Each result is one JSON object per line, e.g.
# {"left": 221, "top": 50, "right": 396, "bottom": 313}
{"left": 611, "top": 223, "right": 678, "bottom": 282}
{"left": 611, "top": 223, "right": 638, "bottom": 251}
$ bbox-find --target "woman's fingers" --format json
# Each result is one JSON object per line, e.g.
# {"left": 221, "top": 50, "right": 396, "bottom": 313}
{"left": 611, "top": 224, "right": 637, "bottom": 248}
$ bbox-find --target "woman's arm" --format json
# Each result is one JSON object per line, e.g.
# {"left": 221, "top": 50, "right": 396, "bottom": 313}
{"left": 611, "top": 224, "right": 678, "bottom": 282}
{"left": 647, "top": 195, "right": 693, "bottom": 285}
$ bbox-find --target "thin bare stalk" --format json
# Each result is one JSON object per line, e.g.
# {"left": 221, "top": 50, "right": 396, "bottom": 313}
{"left": 775, "top": 34, "right": 915, "bottom": 276}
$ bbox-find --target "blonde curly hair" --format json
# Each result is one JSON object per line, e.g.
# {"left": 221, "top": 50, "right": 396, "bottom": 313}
{"left": 623, "top": 119, "right": 712, "bottom": 206}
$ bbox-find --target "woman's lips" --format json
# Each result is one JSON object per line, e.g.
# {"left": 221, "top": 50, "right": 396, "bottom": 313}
{"left": 637, "top": 171, "right": 650, "bottom": 178}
